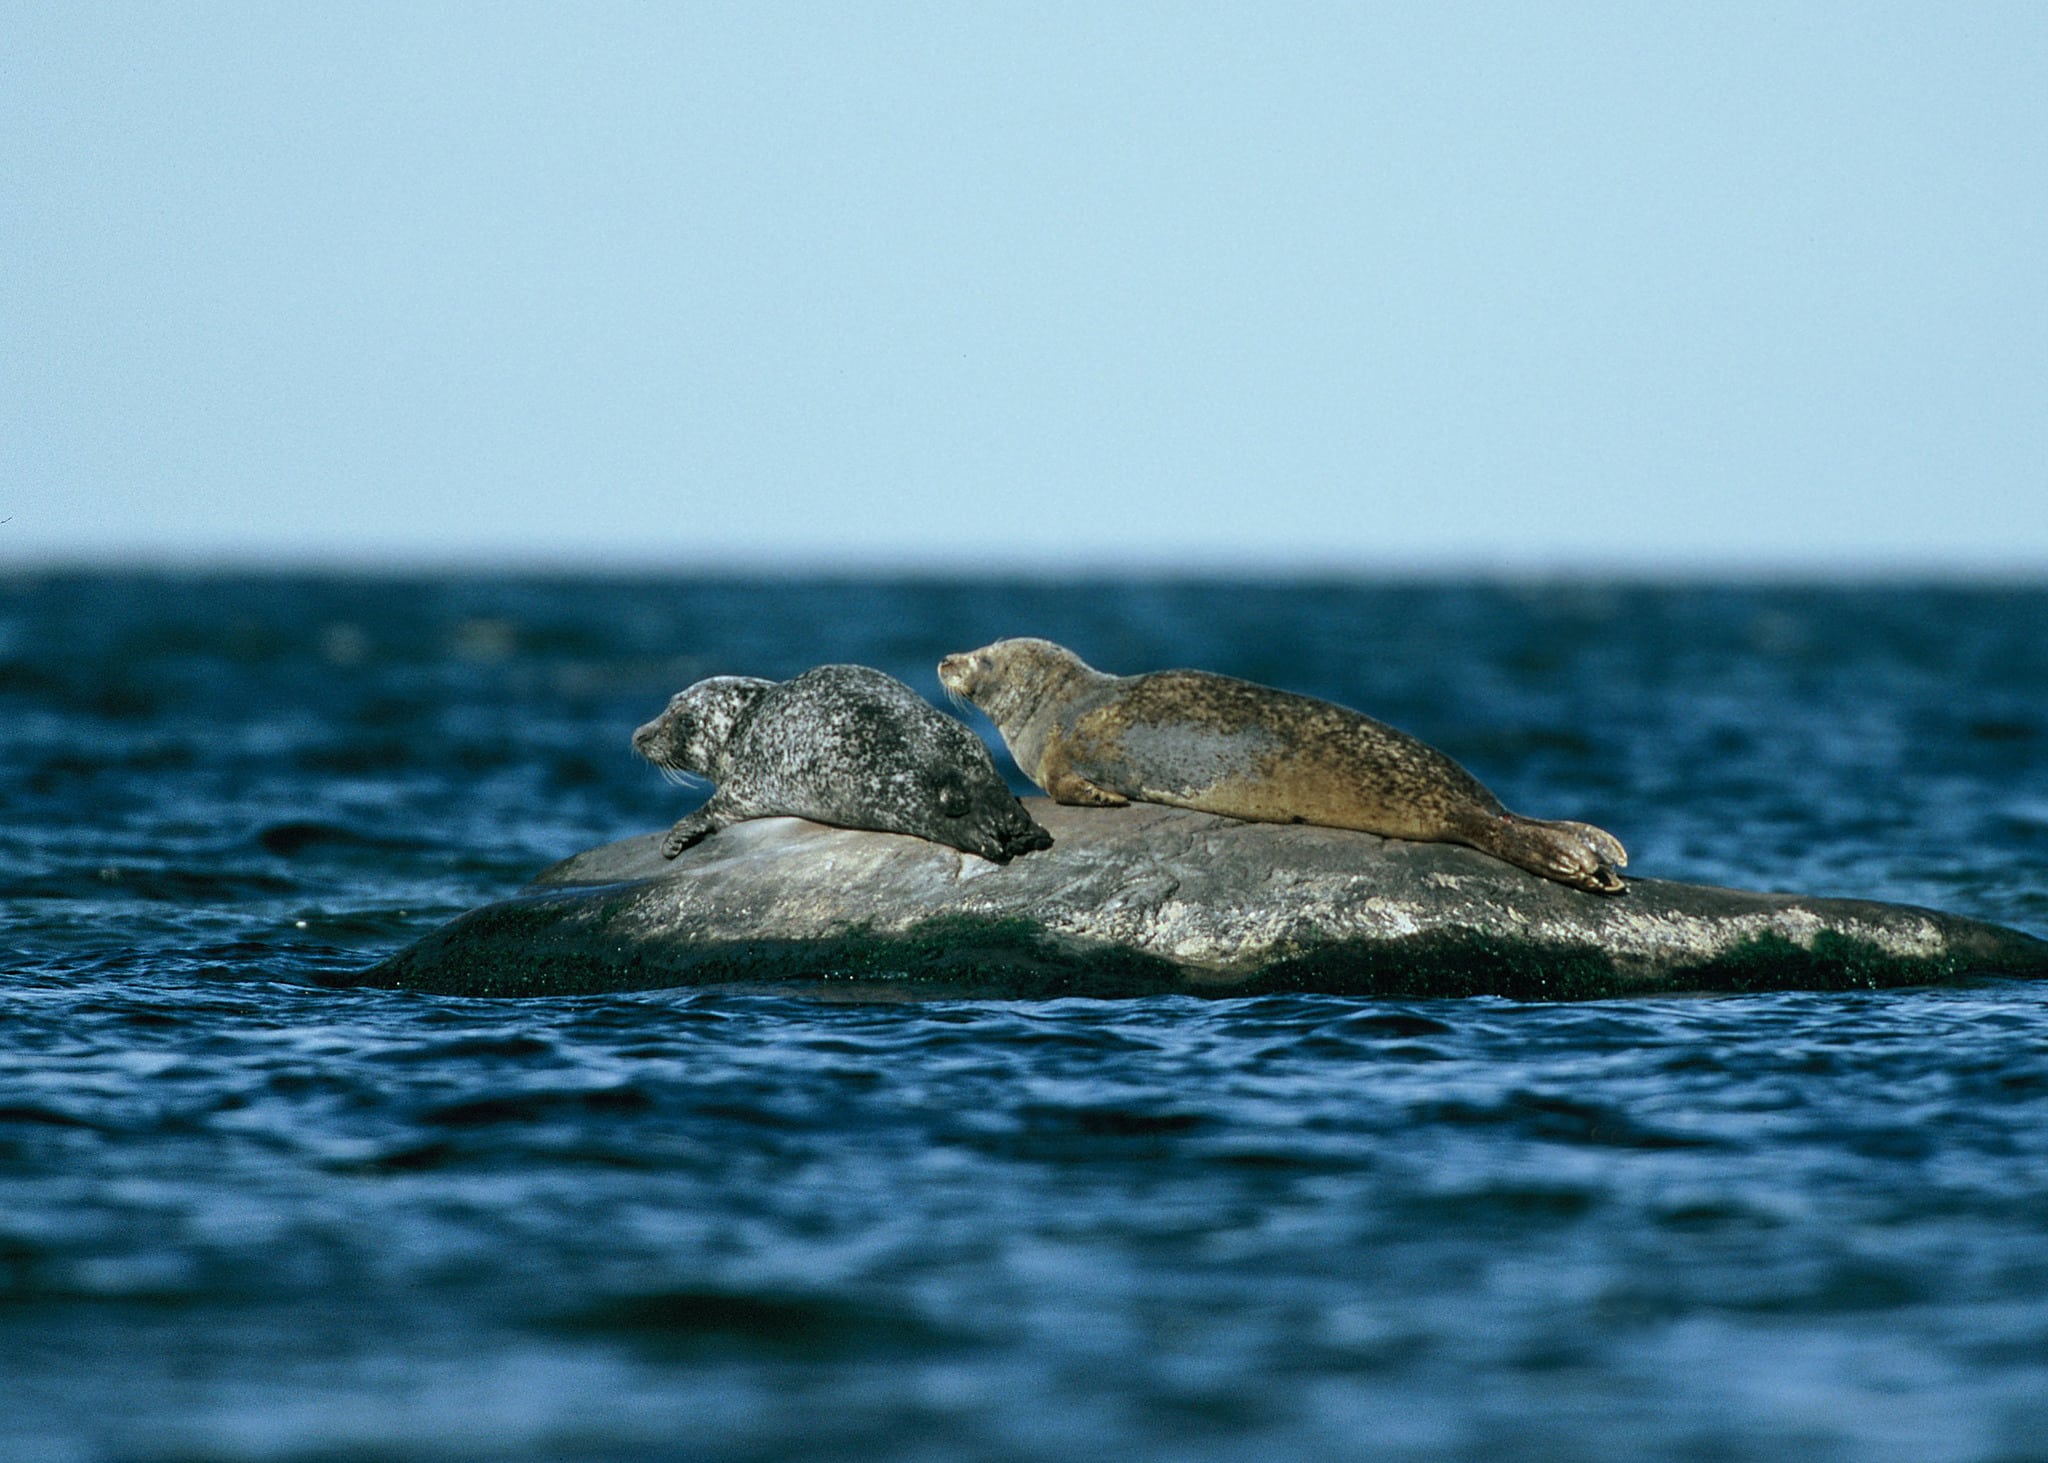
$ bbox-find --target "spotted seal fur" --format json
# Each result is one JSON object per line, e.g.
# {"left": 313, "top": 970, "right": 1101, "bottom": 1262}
{"left": 633, "top": 665, "right": 1053, "bottom": 863}
{"left": 938, "top": 637, "right": 1626, "bottom": 894}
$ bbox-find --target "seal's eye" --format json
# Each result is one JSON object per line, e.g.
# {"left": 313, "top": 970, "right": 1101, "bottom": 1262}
{"left": 938, "top": 784, "right": 970, "bottom": 818}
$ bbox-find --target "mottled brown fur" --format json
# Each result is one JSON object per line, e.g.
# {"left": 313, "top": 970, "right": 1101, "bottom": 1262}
{"left": 939, "top": 638, "right": 1627, "bottom": 894}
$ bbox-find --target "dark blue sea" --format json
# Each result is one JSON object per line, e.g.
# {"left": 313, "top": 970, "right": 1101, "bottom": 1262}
{"left": 4, "top": 572, "right": 2046, "bottom": 1462}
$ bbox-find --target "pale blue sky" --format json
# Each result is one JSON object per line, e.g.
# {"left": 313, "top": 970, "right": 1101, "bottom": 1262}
{"left": 5, "top": 3, "right": 2045, "bottom": 572}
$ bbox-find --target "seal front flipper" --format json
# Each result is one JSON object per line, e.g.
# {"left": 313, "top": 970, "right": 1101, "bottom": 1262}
{"left": 1042, "top": 761, "right": 1129, "bottom": 808}
{"left": 1040, "top": 745, "right": 1138, "bottom": 803}
{"left": 661, "top": 805, "right": 728, "bottom": 859}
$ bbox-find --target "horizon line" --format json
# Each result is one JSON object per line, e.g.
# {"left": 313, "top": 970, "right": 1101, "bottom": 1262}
{"left": 4, "top": 545, "right": 2048, "bottom": 585}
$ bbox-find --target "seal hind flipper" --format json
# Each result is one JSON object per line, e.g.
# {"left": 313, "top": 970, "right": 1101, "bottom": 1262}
{"left": 1555, "top": 819, "right": 1628, "bottom": 869}
{"left": 1468, "top": 813, "right": 1627, "bottom": 895}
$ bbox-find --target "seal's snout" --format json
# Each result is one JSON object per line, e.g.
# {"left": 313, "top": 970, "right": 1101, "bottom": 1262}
{"left": 948, "top": 798, "right": 1055, "bottom": 864}
{"left": 937, "top": 653, "right": 972, "bottom": 696}
{"left": 963, "top": 820, "right": 1052, "bottom": 865}
{"left": 1007, "top": 823, "right": 1055, "bottom": 856}
{"left": 633, "top": 707, "right": 689, "bottom": 767}
{"left": 989, "top": 807, "right": 1054, "bottom": 860}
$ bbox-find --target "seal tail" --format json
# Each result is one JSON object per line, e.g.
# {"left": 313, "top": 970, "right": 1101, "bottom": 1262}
{"left": 1461, "top": 812, "right": 1629, "bottom": 895}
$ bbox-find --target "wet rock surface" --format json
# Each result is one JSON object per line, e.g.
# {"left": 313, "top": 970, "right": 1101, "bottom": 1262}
{"left": 353, "top": 801, "right": 2048, "bottom": 999}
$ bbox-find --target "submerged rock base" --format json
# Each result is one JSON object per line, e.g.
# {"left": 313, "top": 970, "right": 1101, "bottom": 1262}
{"left": 351, "top": 801, "right": 2048, "bottom": 1000}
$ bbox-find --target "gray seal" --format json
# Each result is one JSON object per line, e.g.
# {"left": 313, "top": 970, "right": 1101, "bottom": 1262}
{"left": 938, "top": 637, "right": 1627, "bottom": 894}
{"left": 633, "top": 664, "right": 1054, "bottom": 863}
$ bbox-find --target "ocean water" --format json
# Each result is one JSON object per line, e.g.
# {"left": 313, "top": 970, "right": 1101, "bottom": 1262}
{"left": 2, "top": 571, "right": 2046, "bottom": 1462}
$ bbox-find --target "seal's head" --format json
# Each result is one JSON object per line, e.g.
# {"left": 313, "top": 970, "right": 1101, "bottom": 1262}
{"left": 631, "top": 675, "right": 775, "bottom": 780}
{"left": 938, "top": 638, "right": 1101, "bottom": 736}
{"left": 908, "top": 714, "right": 1056, "bottom": 863}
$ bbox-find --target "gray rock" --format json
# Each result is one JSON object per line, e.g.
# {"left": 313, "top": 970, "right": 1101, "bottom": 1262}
{"left": 352, "top": 800, "right": 2048, "bottom": 1000}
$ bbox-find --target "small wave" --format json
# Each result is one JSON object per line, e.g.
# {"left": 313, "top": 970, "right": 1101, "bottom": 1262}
{"left": 254, "top": 821, "right": 431, "bottom": 858}
{"left": 2000, "top": 797, "right": 2048, "bottom": 831}
{"left": 1414, "top": 1090, "right": 1721, "bottom": 1150}
{"left": 547, "top": 1286, "right": 962, "bottom": 1357}
{"left": 416, "top": 1085, "right": 655, "bottom": 1128}
{"left": 369, "top": 1032, "right": 557, "bottom": 1063}
{"left": 0, "top": 1103, "right": 100, "bottom": 1129}
{"left": 0, "top": 865, "right": 299, "bottom": 904}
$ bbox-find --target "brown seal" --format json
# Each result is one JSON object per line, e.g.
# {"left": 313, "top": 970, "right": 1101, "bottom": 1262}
{"left": 937, "top": 637, "right": 1627, "bottom": 894}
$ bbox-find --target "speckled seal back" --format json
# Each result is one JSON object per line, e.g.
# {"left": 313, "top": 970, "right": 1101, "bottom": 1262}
{"left": 634, "top": 664, "right": 1052, "bottom": 863}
